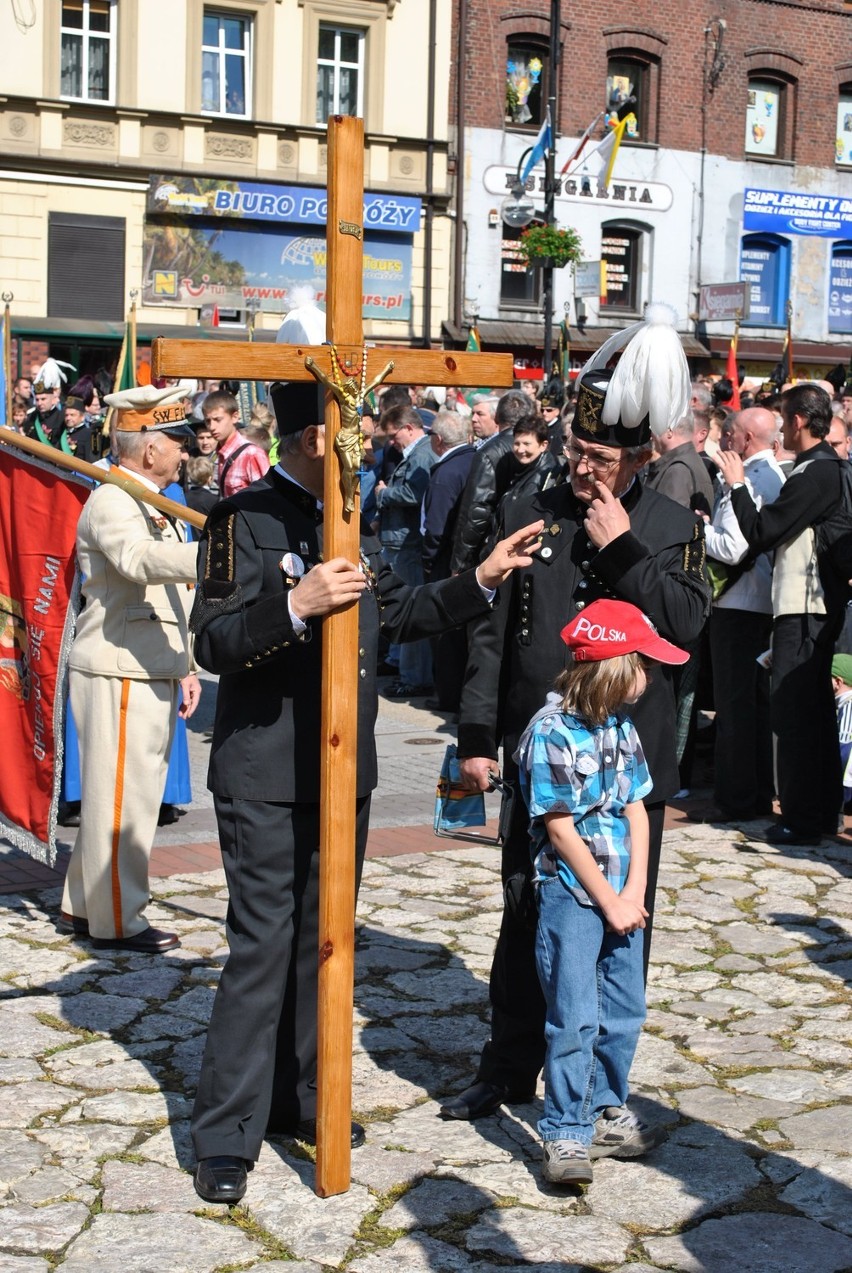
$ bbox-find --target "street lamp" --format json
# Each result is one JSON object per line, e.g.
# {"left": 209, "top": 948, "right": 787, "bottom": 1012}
{"left": 500, "top": 149, "right": 537, "bottom": 229}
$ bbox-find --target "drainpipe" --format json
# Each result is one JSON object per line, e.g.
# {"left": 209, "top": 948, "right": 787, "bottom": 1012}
{"left": 542, "top": 0, "right": 561, "bottom": 379}
{"left": 422, "top": 0, "right": 438, "bottom": 349}
{"left": 452, "top": 0, "right": 467, "bottom": 334}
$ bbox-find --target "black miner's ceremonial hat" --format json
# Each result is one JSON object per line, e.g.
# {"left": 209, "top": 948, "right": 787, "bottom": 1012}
{"left": 268, "top": 381, "right": 326, "bottom": 435}
{"left": 572, "top": 302, "right": 691, "bottom": 448}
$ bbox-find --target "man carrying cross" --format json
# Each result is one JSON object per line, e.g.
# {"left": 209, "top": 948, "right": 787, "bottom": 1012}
{"left": 190, "top": 374, "right": 543, "bottom": 1204}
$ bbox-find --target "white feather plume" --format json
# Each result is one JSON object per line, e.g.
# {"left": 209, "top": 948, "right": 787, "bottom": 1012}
{"left": 276, "top": 285, "right": 327, "bottom": 346}
{"left": 600, "top": 302, "right": 690, "bottom": 438}
{"left": 33, "top": 358, "right": 75, "bottom": 391}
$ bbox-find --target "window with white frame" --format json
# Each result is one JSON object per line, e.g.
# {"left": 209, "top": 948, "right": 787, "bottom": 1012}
{"left": 316, "top": 24, "right": 364, "bottom": 124}
{"left": 60, "top": 0, "right": 116, "bottom": 103}
{"left": 202, "top": 9, "right": 252, "bottom": 116}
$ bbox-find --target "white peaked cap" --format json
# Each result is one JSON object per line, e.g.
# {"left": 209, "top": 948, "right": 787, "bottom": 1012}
{"left": 105, "top": 381, "right": 197, "bottom": 411}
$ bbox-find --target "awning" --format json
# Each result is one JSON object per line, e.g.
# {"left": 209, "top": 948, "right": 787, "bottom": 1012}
{"left": 10, "top": 316, "right": 279, "bottom": 343}
{"left": 442, "top": 320, "right": 710, "bottom": 358}
{"left": 706, "top": 335, "right": 851, "bottom": 366}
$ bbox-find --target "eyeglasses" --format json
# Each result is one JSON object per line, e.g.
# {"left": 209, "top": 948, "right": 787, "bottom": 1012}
{"left": 565, "top": 444, "right": 621, "bottom": 475}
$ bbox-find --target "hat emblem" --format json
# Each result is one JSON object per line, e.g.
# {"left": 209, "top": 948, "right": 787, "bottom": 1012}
{"left": 577, "top": 387, "right": 604, "bottom": 436}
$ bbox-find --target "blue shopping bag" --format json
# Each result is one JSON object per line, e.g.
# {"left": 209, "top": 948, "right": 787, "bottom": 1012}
{"left": 434, "top": 744, "right": 511, "bottom": 843}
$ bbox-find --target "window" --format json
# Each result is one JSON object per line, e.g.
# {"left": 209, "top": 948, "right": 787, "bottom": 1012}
{"left": 837, "top": 87, "right": 852, "bottom": 165}
{"left": 506, "top": 41, "right": 548, "bottom": 128}
{"left": 299, "top": 1, "right": 387, "bottom": 132}
{"left": 316, "top": 23, "right": 365, "bottom": 123}
{"left": 202, "top": 9, "right": 252, "bottom": 116}
{"left": 745, "top": 78, "right": 784, "bottom": 157}
{"left": 606, "top": 58, "right": 644, "bottom": 140}
{"left": 48, "top": 213, "right": 125, "bottom": 320}
{"left": 600, "top": 224, "right": 645, "bottom": 313}
{"left": 500, "top": 225, "right": 540, "bottom": 308}
{"left": 740, "top": 233, "right": 790, "bottom": 327}
{"left": 829, "top": 242, "right": 852, "bottom": 335}
{"left": 60, "top": 0, "right": 116, "bottom": 103}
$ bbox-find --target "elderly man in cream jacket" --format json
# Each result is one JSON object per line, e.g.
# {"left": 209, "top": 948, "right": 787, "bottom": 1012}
{"left": 59, "top": 383, "right": 201, "bottom": 952}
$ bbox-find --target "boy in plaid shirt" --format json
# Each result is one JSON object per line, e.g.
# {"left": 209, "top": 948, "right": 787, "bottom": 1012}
{"left": 515, "top": 598, "right": 686, "bottom": 1185}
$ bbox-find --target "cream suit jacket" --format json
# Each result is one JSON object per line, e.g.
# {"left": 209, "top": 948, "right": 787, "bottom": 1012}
{"left": 70, "top": 482, "right": 199, "bottom": 680}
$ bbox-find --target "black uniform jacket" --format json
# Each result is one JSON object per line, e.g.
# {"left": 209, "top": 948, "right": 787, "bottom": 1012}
{"left": 458, "top": 477, "right": 711, "bottom": 802}
{"left": 191, "top": 468, "right": 491, "bottom": 802}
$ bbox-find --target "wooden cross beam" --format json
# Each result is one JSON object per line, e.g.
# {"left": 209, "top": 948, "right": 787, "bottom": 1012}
{"left": 151, "top": 115, "right": 514, "bottom": 1197}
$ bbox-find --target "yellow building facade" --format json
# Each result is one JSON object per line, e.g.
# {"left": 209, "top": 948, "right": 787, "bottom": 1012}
{"left": 0, "top": 0, "right": 453, "bottom": 375}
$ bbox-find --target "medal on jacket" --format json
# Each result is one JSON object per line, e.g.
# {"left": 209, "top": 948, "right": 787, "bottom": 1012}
{"left": 280, "top": 552, "right": 306, "bottom": 578}
{"left": 359, "top": 548, "right": 376, "bottom": 592}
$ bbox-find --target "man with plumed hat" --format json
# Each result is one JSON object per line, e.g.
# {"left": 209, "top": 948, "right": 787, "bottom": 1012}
{"left": 25, "top": 357, "right": 74, "bottom": 452}
{"left": 58, "top": 382, "right": 201, "bottom": 952}
{"left": 440, "top": 304, "right": 711, "bottom": 1130}
{"left": 188, "top": 357, "right": 545, "bottom": 1205}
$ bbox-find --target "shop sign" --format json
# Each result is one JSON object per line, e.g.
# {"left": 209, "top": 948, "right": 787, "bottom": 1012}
{"left": 483, "top": 166, "right": 673, "bottom": 213}
{"left": 740, "top": 242, "right": 782, "bottom": 322}
{"left": 698, "top": 282, "right": 750, "bottom": 322}
{"left": 147, "top": 175, "right": 421, "bottom": 233}
{"left": 142, "top": 221, "right": 412, "bottom": 318}
{"left": 828, "top": 251, "right": 852, "bottom": 334}
{"left": 743, "top": 187, "right": 852, "bottom": 238}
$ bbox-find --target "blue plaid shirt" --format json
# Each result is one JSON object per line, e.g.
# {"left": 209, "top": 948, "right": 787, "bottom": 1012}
{"left": 514, "top": 693, "right": 653, "bottom": 907}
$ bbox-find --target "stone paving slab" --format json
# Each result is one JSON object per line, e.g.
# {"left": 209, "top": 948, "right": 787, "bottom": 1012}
{"left": 0, "top": 823, "right": 850, "bottom": 1271}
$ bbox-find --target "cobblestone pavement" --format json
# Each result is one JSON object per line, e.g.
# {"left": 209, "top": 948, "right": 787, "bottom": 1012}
{"left": 1, "top": 821, "right": 851, "bottom": 1272}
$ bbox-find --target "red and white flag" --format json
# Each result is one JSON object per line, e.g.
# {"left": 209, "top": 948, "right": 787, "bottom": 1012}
{"left": 0, "top": 447, "right": 89, "bottom": 864}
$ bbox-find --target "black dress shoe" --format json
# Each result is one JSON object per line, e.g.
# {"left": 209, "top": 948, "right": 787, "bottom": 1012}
{"left": 90, "top": 926, "right": 180, "bottom": 952}
{"left": 57, "top": 801, "right": 81, "bottom": 828}
{"left": 194, "top": 1156, "right": 250, "bottom": 1204}
{"left": 764, "top": 824, "right": 822, "bottom": 847}
{"left": 287, "top": 1118, "right": 366, "bottom": 1148}
{"left": 439, "top": 1079, "right": 535, "bottom": 1121}
{"left": 56, "top": 911, "right": 89, "bottom": 936}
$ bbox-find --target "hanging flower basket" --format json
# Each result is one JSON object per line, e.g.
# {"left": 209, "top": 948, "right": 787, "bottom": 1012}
{"left": 517, "top": 223, "right": 583, "bottom": 269}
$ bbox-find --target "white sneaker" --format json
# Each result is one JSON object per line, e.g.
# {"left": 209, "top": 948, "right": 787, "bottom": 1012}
{"left": 590, "top": 1106, "right": 666, "bottom": 1159}
{"left": 541, "top": 1139, "right": 593, "bottom": 1185}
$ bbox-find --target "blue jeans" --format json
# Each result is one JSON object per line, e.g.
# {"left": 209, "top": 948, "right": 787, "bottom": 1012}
{"left": 535, "top": 876, "right": 646, "bottom": 1143}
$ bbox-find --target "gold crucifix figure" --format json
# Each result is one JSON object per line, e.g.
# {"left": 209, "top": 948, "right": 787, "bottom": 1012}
{"left": 305, "top": 351, "right": 395, "bottom": 512}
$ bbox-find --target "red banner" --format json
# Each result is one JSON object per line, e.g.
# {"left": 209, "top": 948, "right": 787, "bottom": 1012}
{"left": 0, "top": 448, "right": 90, "bottom": 863}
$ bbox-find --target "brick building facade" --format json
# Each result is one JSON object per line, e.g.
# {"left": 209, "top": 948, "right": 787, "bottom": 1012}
{"left": 447, "top": 0, "right": 852, "bottom": 379}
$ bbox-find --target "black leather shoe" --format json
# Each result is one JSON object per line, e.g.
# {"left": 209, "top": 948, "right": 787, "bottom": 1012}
{"left": 57, "top": 802, "right": 81, "bottom": 828}
{"left": 194, "top": 1156, "right": 249, "bottom": 1204}
{"left": 90, "top": 926, "right": 180, "bottom": 952}
{"left": 439, "top": 1079, "right": 535, "bottom": 1121}
{"left": 289, "top": 1118, "right": 366, "bottom": 1148}
{"left": 56, "top": 911, "right": 89, "bottom": 936}
{"left": 764, "top": 825, "right": 822, "bottom": 847}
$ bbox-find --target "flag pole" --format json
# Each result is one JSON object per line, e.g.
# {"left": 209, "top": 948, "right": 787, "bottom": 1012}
{"left": 2, "top": 294, "right": 12, "bottom": 427}
{"left": 129, "top": 290, "right": 138, "bottom": 380}
{"left": 0, "top": 427, "right": 206, "bottom": 530}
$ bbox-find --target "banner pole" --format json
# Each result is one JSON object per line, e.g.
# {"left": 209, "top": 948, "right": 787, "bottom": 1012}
{"left": 0, "top": 427, "right": 206, "bottom": 531}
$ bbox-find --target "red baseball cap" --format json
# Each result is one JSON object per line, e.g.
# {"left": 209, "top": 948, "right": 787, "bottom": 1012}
{"left": 561, "top": 599, "right": 689, "bottom": 665}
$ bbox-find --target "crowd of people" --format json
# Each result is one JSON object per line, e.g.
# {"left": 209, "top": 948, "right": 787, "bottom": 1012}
{"left": 9, "top": 311, "right": 852, "bottom": 1201}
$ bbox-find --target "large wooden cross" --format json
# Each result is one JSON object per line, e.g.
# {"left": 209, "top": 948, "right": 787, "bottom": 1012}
{"left": 152, "top": 115, "right": 513, "bottom": 1197}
